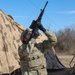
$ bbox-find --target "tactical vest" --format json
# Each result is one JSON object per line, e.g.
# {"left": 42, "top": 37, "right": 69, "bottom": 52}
{"left": 19, "top": 38, "right": 46, "bottom": 70}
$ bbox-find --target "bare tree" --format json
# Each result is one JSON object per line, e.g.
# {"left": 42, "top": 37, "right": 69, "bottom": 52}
{"left": 55, "top": 27, "right": 75, "bottom": 54}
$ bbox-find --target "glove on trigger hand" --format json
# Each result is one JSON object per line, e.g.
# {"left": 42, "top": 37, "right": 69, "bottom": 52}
{"left": 32, "top": 28, "right": 39, "bottom": 39}
{"left": 37, "top": 22, "right": 46, "bottom": 32}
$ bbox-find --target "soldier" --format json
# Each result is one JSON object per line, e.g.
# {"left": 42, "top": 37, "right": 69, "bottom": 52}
{"left": 18, "top": 24, "right": 57, "bottom": 75}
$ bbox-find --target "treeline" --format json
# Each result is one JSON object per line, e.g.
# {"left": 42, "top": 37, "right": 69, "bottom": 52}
{"left": 55, "top": 27, "right": 75, "bottom": 54}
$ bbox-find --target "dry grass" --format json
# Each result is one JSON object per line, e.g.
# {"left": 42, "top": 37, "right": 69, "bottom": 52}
{"left": 57, "top": 55, "right": 75, "bottom": 68}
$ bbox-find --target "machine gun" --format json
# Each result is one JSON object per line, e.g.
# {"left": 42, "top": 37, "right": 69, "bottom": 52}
{"left": 29, "top": 1, "right": 48, "bottom": 37}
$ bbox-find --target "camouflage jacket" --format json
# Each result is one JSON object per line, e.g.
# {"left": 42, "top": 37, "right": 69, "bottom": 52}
{"left": 18, "top": 30, "right": 57, "bottom": 70}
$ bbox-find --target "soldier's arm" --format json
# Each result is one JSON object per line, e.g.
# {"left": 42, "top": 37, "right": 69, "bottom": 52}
{"left": 35, "top": 30, "right": 57, "bottom": 53}
{"left": 37, "top": 23, "right": 57, "bottom": 50}
{"left": 35, "top": 24, "right": 57, "bottom": 52}
{"left": 38, "top": 23, "right": 57, "bottom": 47}
{"left": 44, "top": 30, "right": 57, "bottom": 47}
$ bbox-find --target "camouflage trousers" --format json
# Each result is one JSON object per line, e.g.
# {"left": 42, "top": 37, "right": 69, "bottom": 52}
{"left": 21, "top": 69, "right": 47, "bottom": 75}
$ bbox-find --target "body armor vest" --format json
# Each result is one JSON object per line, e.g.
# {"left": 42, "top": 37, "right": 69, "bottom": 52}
{"left": 19, "top": 38, "right": 46, "bottom": 70}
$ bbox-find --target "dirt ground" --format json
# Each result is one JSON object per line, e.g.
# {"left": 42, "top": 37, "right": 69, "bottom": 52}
{"left": 48, "top": 55, "right": 75, "bottom": 75}
{"left": 57, "top": 55, "right": 75, "bottom": 68}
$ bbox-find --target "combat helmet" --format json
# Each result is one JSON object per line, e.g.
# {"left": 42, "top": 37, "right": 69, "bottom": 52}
{"left": 20, "top": 28, "right": 32, "bottom": 43}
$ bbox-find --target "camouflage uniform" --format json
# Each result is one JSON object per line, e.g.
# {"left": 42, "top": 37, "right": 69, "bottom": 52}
{"left": 18, "top": 30, "right": 57, "bottom": 75}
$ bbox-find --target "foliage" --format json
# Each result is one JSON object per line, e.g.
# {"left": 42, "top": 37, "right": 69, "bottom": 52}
{"left": 55, "top": 27, "right": 75, "bottom": 54}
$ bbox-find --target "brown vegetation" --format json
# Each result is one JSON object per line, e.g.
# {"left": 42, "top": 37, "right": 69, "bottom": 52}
{"left": 55, "top": 27, "right": 75, "bottom": 55}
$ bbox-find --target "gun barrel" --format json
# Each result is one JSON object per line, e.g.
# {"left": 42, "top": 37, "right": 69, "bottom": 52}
{"left": 29, "top": 1, "right": 48, "bottom": 29}
{"left": 37, "top": 1, "right": 48, "bottom": 22}
{"left": 43, "top": 1, "right": 48, "bottom": 11}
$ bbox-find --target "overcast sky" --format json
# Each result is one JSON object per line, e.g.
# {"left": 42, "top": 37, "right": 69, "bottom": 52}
{"left": 0, "top": 0, "right": 75, "bottom": 32}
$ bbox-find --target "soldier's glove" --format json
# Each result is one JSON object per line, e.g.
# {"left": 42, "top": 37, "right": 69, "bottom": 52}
{"left": 32, "top": 28, "right": 39, "bottom": 39}
{"left": 37, "top": 22, "right": 46, "bottom": 32}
